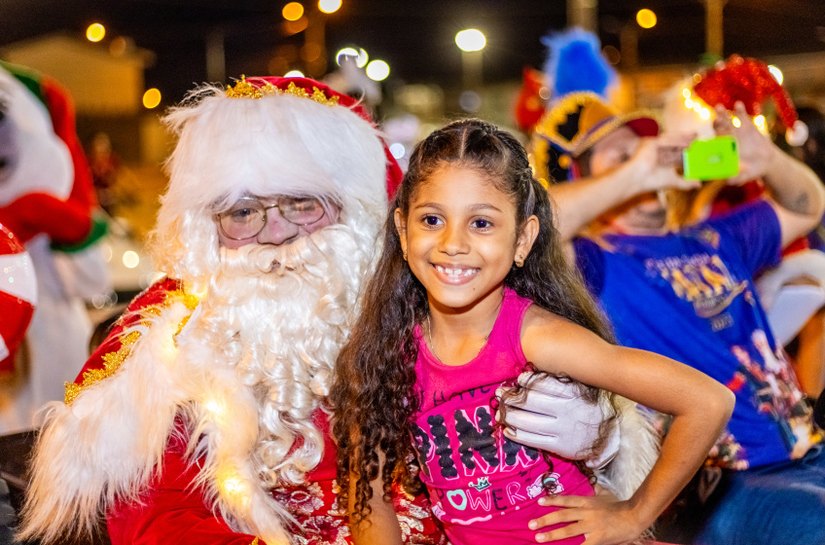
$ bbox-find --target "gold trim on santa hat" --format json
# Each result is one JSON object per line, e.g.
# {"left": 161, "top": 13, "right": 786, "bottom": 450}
{"left": 226, "top": 76, "right": 340, "bottom": 107}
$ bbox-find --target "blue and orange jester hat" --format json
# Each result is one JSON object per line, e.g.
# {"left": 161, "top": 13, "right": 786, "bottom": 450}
{"left": 530, "top": 92, "right": 659, "bottom": 185}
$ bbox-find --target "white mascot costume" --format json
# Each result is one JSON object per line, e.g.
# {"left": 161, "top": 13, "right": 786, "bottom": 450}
{"left": 0, "top": 62, "right": 106, "bottom": 434}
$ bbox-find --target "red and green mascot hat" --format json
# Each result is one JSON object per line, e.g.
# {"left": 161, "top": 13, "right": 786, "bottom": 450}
{"left": 0, "top": 61, "right": 102, "bottom": 250}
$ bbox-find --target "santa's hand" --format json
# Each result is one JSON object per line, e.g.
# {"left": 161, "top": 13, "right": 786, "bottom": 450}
{"left": 497, "top": 373, "right": 619, "bottom": 467}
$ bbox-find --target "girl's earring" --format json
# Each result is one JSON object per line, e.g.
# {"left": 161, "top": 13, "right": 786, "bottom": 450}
{"left": 403, "top": 251, "right": 408, "bottom": 261}
{"left": 514, "top": 255, "right": 524, "bottom": 268}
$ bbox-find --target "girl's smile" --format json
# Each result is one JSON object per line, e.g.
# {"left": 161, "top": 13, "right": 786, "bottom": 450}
{"left": 432, "top": 263, "right": 479, "bottom": 284}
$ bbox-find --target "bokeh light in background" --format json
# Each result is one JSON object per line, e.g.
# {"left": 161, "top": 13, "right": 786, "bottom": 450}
{"left": 284, "top": 70, "right": 305, "bottom": 77}
{"left": 768, "top": 64, "right": 784, "bottom": 85}
{"left": 282, "top": 2, "right": 304, "bottom": 22}
{"left": 389, "top": 142, "right": 405, "bottom": 159}
{"left": 108, "top": 36, "right": 130, "bottom": 56}
{"left": 142, "top": 88, "right": 162, "bottom": 109}
{"left": 302, "top": 41, "right": 323, "bottom": 62}
{"left": 602, "top": 45, "right": 621, "bottom": 65}
{"left": 455, "top": 28, "right": 486, "bottom": 52}
{"left": 318, "top": 0, "right": 342, "bottom": 14}
{"left": 85, "top": 23, "right": 106, "bottom": 42}
{"left": 459, "top": 90, "right": 482, "bottom": 112}
{"left": 122, "top": 250, "right": 140, "bottom": 269}
{"left": 283, "top": 17, "right": 308, "bottom": 34}
{"left": 335, "top": 46, "right": 368, "bottom": 68}
{"left": 366, "top": 59, "right": 390, "bottom": 81}
{"left": 636, "top": 8, "right": 657, "bottom": 29}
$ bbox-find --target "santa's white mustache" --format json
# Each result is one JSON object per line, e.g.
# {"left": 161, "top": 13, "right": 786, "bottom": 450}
{"left": 219, "top": 227, "right": 336, "bottom": 275}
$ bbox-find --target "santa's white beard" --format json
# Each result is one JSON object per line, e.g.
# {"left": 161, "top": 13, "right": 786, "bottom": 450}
{"left": 178, "top": 224, "right": 372, "bottom": 487}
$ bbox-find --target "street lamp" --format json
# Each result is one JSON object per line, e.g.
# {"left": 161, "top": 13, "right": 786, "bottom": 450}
{"left": 281, "top": 1, "right": 343, "bottom": 77}
{"left": 616, "top": 8, "right": 657, "bottom": 107}
{"left": 455, "top": 28, "right": 486, "bottom": 90}
{"left": 318, "top": 0, "right": 342, "bottom": 14}
{"left": 621, "top": 8, "right": 657, "bottom": 71}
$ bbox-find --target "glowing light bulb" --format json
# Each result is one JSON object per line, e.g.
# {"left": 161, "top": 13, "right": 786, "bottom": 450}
{"left": 142, "top": 88, "right": 162, "bottom": 110}
{"left": 122, "top": 250, "right": 140, "bottom": 269}
{"left": 204, "top": 398, "right": 226, "bottom": 417}
{"left": 754, "top": 115, "right": 767, "bottom": 133}
{"left": 221, "top": 475, "right": 245, "bottom": 495}
{"left": 318, "top": 0, "right": 342, "bottom": 14}
{"left": 86, "top": 23, "right": 106, "bottom": 42}
{"left": 636, "top": 9, "right": 657, "bottom": 29}
{"left": 455, "top": 29, "right": 486, "bottom": 52}
{"left": 282, "top": 2, "right": 304, "bottom": 22}
{"left": 767, "top": 65, "right": 784, "bottom": 85}
{"left": 366, "top": 59, "right": 390, "bottom": 81}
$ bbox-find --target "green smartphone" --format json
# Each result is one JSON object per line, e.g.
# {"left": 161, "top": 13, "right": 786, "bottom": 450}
{"left": 682, "top": 135, "right": 740, "bottom": 181}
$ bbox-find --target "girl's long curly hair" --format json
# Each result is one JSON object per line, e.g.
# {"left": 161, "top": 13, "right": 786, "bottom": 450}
{"left": 331, "top": 118, "right": 618, "bottom": 524}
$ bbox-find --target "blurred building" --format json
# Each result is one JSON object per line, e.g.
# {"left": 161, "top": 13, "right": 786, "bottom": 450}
{"left": 2, "top": 32, "right": 171, "bottom": 167}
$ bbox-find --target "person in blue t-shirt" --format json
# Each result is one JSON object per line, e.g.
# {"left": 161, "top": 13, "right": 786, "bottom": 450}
{"left": 526, "top": 93, "right": 825, "bottom": 545}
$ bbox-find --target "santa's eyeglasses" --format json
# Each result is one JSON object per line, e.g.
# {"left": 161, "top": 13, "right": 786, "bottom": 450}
{"left": 215, "top": 196, "right": 327, "bottom": 240}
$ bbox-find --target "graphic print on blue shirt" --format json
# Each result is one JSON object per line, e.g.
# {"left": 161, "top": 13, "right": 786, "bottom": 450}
{"left": 644, "top": 248, "right": 748, "bottom": 331}
{"left": 574, "top": 201, "right": 815, "bottom": 469}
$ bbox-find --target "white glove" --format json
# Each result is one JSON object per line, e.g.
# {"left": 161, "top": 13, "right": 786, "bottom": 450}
{"left": 756, "top": 250, "right": 825, "bottom": 310}
{"left": 496, "top": 372, "right": 620, "bottom": 468}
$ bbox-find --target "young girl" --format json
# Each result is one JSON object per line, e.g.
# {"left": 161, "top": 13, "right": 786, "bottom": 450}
{"left": 331, "top": 119, "right": 733, "bottom": 545}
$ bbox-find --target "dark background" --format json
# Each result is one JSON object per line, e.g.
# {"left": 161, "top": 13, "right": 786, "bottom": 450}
{"left": 2, "top": 0, "right": 825, "bottom": 103}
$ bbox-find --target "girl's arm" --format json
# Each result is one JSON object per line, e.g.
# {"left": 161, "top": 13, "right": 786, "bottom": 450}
{"left": 520, "top": 307, "right": 734, "bottom": 545}
{"left": 348, "top": 458, "right": 404, "bottom": 545}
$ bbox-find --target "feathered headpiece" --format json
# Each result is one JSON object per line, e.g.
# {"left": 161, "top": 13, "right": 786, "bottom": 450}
{"left": 542, "top": 27, "right": 617, "bottom": 99}
{"left": 515, "top": 27, "right": 616, "bottom": 134}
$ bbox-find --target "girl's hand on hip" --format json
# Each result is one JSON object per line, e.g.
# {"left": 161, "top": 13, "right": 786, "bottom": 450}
{"left": 527, "top": 494, "right": 646, "bottom": 545}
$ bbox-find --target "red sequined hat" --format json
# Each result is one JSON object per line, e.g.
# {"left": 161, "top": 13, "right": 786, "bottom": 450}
{"left": 692, "top": 55, "right": 806, "bottom": 145}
